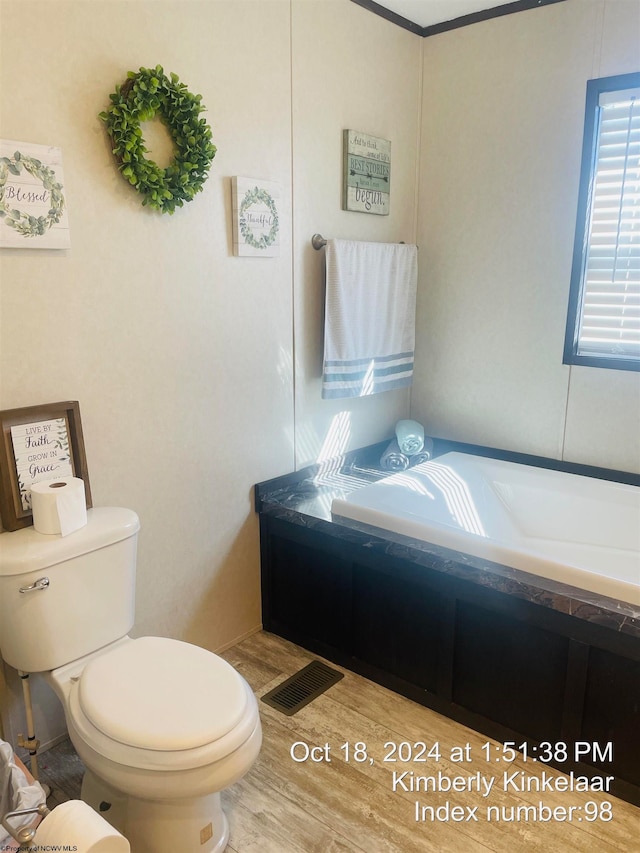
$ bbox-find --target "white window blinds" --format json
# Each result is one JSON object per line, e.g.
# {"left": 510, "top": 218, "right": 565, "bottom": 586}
{"left": 576, "top": 88, "right": 640, "bottom": 360}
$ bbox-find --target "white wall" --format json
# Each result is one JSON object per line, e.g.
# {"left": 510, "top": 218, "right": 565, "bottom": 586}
{"left": 291, "top": 0, "right": 422, "bottom": 466}
{"left": 1, "top": 0, "right": 638, "bottom": 751}
{"left": 413, "top": 0, "right": 640, "bottom": 473}
{"left": 0, "top": 0, "right": 296, "bottom": 746}
{"left": 0, "top": 0, "right": 420, "bottom": 745}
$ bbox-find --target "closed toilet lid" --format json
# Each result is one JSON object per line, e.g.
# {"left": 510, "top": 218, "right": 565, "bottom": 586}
{"left": 77, "top": 637, "right": 247, "bottom": 751}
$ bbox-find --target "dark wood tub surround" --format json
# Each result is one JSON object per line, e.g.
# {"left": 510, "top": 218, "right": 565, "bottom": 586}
{"left": 256, "top": 440, "right": 640, "bottom": 806}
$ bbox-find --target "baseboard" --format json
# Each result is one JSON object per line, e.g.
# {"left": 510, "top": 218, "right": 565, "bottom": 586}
{"left": 214, "top": 623, "right": 263, "bottom": 654}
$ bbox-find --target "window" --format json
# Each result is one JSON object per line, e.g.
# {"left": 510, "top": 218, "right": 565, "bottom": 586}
{"left": 564, "top": 72, "right": 640, "bottom": 371}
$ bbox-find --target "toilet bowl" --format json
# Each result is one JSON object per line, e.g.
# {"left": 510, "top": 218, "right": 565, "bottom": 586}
{"left": 47, "top": 636, "right": 261, "bottom": 852}
{"left": 0, "top": 508, "right": 262, "bottom": 853}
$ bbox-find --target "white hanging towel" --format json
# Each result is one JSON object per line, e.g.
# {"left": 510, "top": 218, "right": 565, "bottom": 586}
{"left": 322, "top": 239, "right": 418, "bottom": 399}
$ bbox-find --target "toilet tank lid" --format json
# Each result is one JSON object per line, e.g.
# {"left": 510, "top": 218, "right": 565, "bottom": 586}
{"left": 0, "top": 507, "right": 140, "bottom": 577}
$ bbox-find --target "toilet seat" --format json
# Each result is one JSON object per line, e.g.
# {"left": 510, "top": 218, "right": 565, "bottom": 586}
{"left": 79, "top": 636, "right": 246, "bottom": 750}
{"left": 66, "top": 637, "right": 259, "bottom": 772}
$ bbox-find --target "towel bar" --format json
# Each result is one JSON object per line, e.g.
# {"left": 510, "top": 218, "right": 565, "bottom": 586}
{"left": 311, "top": 233, "right": 411, "bottom": 250}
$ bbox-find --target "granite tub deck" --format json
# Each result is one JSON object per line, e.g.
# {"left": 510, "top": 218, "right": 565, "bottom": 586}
{"left": 256, "top": 441, "right": 640, "bottom": 634}
{"left": 255, "top": 440, "right": 640, "bottom": 806}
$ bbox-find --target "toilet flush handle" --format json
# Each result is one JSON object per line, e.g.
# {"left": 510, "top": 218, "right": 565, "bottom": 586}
{"left": 19, "top": 577, "right": 50, "bottom": 593}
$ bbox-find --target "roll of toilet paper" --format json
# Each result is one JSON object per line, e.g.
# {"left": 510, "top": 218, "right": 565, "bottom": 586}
{"left": 34, "top": 800, "right": 130, "bottom": 852}
{"left": 30, "top": 477, "right": 87, "bottom": 536}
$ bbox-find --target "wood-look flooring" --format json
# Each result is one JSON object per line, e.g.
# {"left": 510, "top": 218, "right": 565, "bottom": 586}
{"left": 36, "top": 630, "right": 639, "bottom": 852}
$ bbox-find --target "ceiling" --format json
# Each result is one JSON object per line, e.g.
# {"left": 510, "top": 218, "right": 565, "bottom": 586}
{"left": 353, "top": 1, "right": 565, "bottom": 34}
{"left": 370, "top": 1, "right": 507, "bottom": 29}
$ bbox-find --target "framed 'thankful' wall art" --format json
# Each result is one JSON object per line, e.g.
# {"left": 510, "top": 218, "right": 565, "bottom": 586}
{"left": 231, "top": 176, "right": 280, "bottom": 257}
{"left": 0, "top": 401, "right": 91, "bottom": 531}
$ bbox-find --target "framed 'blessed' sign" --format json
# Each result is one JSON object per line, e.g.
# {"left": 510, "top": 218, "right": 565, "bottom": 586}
{"left": 0, "top": 139, "right": 71, "bottom": 249}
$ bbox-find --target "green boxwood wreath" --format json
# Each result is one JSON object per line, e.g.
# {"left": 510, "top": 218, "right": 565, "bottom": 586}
{"left": 99, "top": 65, "right": 216, "bottom": 214}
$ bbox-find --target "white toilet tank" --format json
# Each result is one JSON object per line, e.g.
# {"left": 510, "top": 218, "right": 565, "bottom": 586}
{"left": 0, "top": 508, "right": 140, "bottom": 673}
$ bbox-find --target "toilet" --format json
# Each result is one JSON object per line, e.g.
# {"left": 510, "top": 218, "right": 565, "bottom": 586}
{"left": 0, "top": 507, "right": 262, "bottom": 853}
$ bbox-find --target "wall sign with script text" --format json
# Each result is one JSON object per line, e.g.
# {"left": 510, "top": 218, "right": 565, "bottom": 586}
{"left": 343, "top": 130, "right": 391, "bottom": 215}
{"left": 10, "top": 418, "right": 73, "bottom": 511}
{"left": 232, "top": 177, "right": 280, "bottom": 257}
{"left": 0, "top": 140, "right": 70, "bottom": 248}
{"left": 0, "top": 401, "right": 92, "bottom": 531}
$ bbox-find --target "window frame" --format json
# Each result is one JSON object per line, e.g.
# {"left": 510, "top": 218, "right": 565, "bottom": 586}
{"left": 563, "top": 71, "right": 640, "bottom": 372}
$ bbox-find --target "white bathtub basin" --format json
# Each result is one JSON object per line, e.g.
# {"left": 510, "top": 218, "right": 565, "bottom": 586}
{"left": 331, "top": 452, "right": 640, "bottom": 606}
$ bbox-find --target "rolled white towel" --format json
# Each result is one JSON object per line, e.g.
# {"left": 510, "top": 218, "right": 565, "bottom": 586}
{"left": 395, "top": 419, "right": 424, "bottom": 455}
{"left": 380, "top": 439, "right": 409, "bottom": 471}
{"left": 409, "top": 437, "right": 434, "bottom": 467}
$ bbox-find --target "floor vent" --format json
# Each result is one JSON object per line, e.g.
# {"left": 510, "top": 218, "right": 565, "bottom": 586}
{"left": 261, "top": 660, "right": 344, "bottom": 716}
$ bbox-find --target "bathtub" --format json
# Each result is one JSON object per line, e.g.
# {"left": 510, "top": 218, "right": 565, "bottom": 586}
{"left": 331, "top": 452, "right": 640, "bottom": 606}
